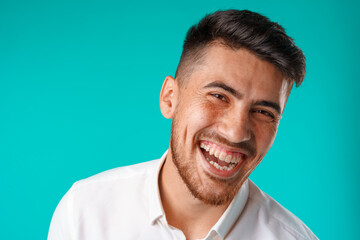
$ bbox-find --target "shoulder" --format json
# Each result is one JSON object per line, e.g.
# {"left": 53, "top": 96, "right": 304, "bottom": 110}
{"left": 245, "top": 180, "right": 318, "bottom": 240}
{"left": 48, "top": 159, "right": 162, "bottom": 239}
{"left": 73, "top": 159, "right": 159, "bottom": 188}
{"left": 65, "top": 159, "right": 160, "bottom": 202}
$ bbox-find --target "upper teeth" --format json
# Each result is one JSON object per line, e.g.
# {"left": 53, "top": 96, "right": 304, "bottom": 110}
{"left": 200, "top": 142, "right": 242, "bottom": 164}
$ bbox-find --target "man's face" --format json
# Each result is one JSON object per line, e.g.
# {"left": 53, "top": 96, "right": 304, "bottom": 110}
{"left": 165, "top": 44, "right": 291, "bottom": 205}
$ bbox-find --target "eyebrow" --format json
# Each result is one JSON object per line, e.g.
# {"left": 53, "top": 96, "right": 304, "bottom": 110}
{"left": 204, "top": 82, "right": 241, "bottom": 98}
{"left": 204, "top": 81, "right": 281, "bottom": 114}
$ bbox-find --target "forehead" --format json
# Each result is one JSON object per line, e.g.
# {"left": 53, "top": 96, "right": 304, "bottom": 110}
{"left": 185, "top": 44, "right": 290, "bottom": 107}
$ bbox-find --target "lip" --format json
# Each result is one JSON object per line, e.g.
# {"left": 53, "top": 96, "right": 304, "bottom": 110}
{"left": 199, "top": 139, "right": 250, "bottom": 157}
{"left": 198, "top": 142, "right": 246, "bottom": 179}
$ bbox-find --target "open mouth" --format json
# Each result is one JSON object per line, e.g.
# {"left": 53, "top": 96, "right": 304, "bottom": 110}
{"left": 199, "top": 140, "right": 246, "bottom": 176}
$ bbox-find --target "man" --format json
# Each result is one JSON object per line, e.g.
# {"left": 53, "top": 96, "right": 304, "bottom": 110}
{"left": 49, "top": 10, "right": 317, "bottom": 240}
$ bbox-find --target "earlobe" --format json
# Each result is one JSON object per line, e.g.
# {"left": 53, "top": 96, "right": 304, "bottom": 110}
{"left": 159, "top": 76, "right": 178, "bottom": 119}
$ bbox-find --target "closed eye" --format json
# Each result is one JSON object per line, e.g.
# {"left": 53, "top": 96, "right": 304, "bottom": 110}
{"left": 256, "top": 109, "right": 273, "bottom": 117}
{"left": 252, "top": 109, "right": 276, "bottom": 121}
{"left": 211, "top": 93, "right": 228, "bottom": 102}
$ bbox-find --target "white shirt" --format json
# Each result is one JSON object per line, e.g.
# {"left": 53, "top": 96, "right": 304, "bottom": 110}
{"left": 48, "top": 151, "right": 318, "bottom": 240}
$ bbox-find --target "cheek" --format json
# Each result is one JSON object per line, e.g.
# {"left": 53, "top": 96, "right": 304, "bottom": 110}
{"left": 185, "top": 99, "right": 218, "bottom": 126}
{"left": 196, "top": 100, "right": 223, "bottom": 127}
{"left": 174, "top": 98, "right": 216, "bottom": 142}
{"left": 253, "top": 122, "right": 278, "bottom": 151}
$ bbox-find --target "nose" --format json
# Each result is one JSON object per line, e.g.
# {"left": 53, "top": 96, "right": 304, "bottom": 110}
{"left": 216, "top": 107, "right": 252, "bottom": 143}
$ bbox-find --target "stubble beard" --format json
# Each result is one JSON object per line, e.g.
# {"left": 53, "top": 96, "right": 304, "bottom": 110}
{"left": 169, "top": 117, "right": 242, "bottom": 206}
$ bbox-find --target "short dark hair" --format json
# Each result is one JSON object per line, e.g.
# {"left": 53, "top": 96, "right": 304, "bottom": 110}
{"left": 175, "top": 10, "right": 306, "bottom": 87}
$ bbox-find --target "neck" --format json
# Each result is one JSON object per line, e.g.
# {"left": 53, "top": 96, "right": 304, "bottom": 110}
{"left": 159, "top": 150, "right": 229, "bottom": 240}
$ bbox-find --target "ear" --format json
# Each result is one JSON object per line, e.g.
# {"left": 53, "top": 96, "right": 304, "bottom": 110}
{"left": 159, "top": 76, "right": 178, "bottom": 119}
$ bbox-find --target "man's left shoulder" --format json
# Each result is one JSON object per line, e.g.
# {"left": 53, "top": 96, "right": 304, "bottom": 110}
{"left": 244, "top": 180, "right": 318, "bottom": 240}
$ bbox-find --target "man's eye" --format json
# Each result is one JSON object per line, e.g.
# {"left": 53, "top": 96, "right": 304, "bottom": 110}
{"left": 211, "top": 94, "right": 227, "bottom": 102}
{"left": 253, "top": 109, "right": 275, "bottom": 121}
{"left": 257, "top": 110, "right": 273, "bottom": 116}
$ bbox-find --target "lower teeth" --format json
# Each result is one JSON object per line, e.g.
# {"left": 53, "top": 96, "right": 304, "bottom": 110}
{"left": 206, "top": 156, "right": 235, "bottom": 171}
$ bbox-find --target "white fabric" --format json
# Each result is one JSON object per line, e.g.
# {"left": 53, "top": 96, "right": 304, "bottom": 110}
{"left": 48, "top": 151, "right": 318, "bottom": 240}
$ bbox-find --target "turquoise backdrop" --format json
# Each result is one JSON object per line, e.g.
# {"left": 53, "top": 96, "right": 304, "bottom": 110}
{"left": 1, "top": 0, "right": 359, "bottom": 239}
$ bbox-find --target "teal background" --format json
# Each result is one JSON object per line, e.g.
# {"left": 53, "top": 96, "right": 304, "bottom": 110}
{"left": 1, "top": 0, "right": 359, "bottom": 239}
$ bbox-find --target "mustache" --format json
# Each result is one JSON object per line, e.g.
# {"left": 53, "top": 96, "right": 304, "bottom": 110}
{"left": 197, "top": 131, "right": 256, "bottom": 158}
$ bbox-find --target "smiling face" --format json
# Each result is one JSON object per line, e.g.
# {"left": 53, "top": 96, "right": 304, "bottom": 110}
{"left": 160, "top": 43, "right": 292, "bottom": 206}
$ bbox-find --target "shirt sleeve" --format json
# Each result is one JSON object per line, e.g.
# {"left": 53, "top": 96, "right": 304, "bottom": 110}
{"left": 48, "top": 183, "right": 77, "bottom": 240}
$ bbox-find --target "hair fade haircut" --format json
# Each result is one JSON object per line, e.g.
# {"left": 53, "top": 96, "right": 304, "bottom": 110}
{"left": 175, "top": 10, "right": 306, "bottom": 87}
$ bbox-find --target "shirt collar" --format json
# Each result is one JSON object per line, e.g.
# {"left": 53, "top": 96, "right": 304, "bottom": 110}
{"left": 148, "top": 150, "right": 168, "bottom": 224}
{"left": 148, "top": 150, "right": 250, "bottom": 240}
{"left": 210, "top": 179, "right": 249, "bottom": 239}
